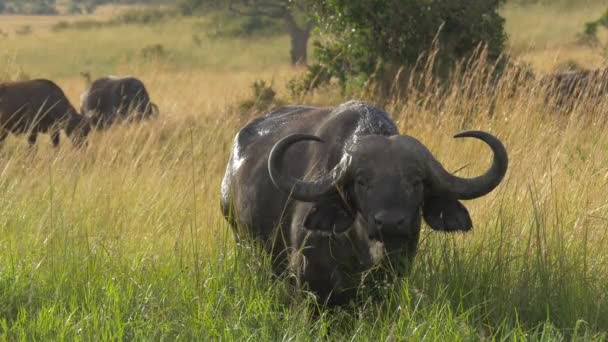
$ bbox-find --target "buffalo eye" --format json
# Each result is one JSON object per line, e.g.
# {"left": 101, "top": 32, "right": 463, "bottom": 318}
{"left": 355, "top": 174, "right": 369, "bottom": 188}
{"left": 354, "top": 170, "right": 371, "bottom": 189}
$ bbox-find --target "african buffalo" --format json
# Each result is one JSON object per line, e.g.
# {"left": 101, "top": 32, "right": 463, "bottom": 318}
{"left": 220, "top": 101, "right": 508, "bottom": 305}
{"left": 80, "top": 76, "right": 158, "bottom": 128}
{"left": 0, "top": 79, "right": 90, "bottom": 147}
{"left": 540, "top": 68, "right": 608, "bottom": 112}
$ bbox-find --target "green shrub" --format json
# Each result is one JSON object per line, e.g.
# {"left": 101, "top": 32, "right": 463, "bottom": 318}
{"left": 286, "top": 63, "right": 332, "bottom": 99}
{"left": 239, "top": 80, "right": 283, "bottom": 113}
{"left": 52, "top": 8, "right": 177, "bottom": 32}
{"left": 2, "top": 0, "right": 57, "bottom": 15}
{"left": 203, "top": 11, "right": 284, "bottom": 38}
{"left": 579, "top": 8, "right": 608, "bottom": 45}
{"left": 177, "top": 0, "right": 207, "bottom": 15}
{"left": 113, "top": 8, "right": 177, "bottom": 25}
{"left": 303, "top": 0, "right": 507, "bottom": 93}
{"left": 15, "top": 25, "right": 33, "bottom": 36}
{"left": 140, "top": 43, "right": 168, "bottom": 59}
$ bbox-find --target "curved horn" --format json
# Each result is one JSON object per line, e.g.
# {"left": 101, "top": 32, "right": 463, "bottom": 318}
{"left": 268, "top": 134, "right": 351, "bottom": 202}
{"left": 427, "top": 131, "right": 508, "bottom": 200}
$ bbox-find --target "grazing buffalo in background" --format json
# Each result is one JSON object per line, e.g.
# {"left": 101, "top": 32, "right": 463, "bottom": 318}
{"left": 0, "top": 79, "right": 91, "bottom": 147}
{"left": 540, "top": 68, "right": 608, "bottom": 112}
{"left": 220, "top": 101, "right": 508, "bottom": 305}
{"left": 80, "top": 76, "right": 159, "bottom": 128}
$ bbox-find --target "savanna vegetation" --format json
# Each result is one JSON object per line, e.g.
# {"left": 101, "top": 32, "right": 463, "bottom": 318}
{"left": 1, "top": 0, "right": 608, "bottom": 340}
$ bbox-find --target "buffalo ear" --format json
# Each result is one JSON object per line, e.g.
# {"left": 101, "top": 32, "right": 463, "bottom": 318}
{"left": 303, "top": 199, "right": 354, "bottom": 233}
{"left": 422, "top": 196, "right": 472, "bottom": 232}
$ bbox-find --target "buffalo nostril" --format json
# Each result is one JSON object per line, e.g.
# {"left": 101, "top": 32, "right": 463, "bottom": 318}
{"left": 373, "top": 211, "right": 406, "bottom": 227}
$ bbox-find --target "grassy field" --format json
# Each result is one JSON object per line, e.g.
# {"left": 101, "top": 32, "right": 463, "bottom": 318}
{"left": 1, "top": 2, "right": 608, "bottom": 340}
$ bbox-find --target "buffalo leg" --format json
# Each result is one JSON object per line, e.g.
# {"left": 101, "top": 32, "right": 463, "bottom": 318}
{"left": 0, "top": 130, "right": 8, "bottom": 147}
{"left": 51, "top": 131, "right": 60, "bottom": 147}
{"left": 27, "top": 132, "right": 37, "bottom": 146}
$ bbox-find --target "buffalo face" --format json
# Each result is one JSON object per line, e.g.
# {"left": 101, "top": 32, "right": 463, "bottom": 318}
{"left": 65, "top": 114, "right": 91, "bottom": 148}
{"left": 268, "top": 131, "right": 508, "bottom": 266}
{"left": 349, "top": 135, "right": 426, "bottom": 243}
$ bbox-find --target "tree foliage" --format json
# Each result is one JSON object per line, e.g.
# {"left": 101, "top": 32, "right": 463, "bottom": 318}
{"left": 581, "top": 8, "right": 608, "bottom": 43}
{"left": 0, "top": 0, "right": 169, "bottom": 14}
{"left": 304, "top": 0, "right": 507, "bottom": 90}
{"left": 2, "top": 0, "right": 57, "bottom": 14}
{"left": 179, "top": 0, "right": 313, "bottom": 65}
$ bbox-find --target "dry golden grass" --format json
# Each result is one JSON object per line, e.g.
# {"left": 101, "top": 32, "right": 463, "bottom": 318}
{"left": 504, "top": 2, "right": 608, "bottom": 71}
{"left": 2, "top": 57, "right": 608, "bottom": 338}
{"left": 1, "top": 3, "right": 608, "bottom": 339}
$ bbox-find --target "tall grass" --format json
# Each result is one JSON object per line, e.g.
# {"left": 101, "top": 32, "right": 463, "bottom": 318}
{"left": 2, "top": 4, "right": 608, "bottom": 340}
{"left": 1, "top": 50, "right": 608, "bottom": 339}
{"left": 0, "top": 16, "right": 293, "bottom": 79}
{"left": 503, "top": 1, "right": 608, "bottom": 72}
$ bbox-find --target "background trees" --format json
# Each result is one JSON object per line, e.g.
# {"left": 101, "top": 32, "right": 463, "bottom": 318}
{"left": 0, "top": 0, "right": 167, "bottom": 14}
{"left": 2, "top": 0, "right": 57, "bottom": 14}
{"left": 180, "top": 0, "right": 312, "bottom": 65}
{"left": 303, "top": 0, "right": 507, "bottom": 91}
{"left": 583, "top": 8, "right": 608, "bottom": 43}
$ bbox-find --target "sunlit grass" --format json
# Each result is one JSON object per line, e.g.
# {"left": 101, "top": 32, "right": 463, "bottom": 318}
{"left": 0, "top": 15, "right": 293, "bottom": 79}
{"left": 503, "top": 1, "right": 608, "bottom": 71}
{"left": 1, "top": 2, "right": 608, "bottom": 340}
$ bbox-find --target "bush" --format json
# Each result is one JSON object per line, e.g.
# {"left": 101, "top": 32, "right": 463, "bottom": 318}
{"left": 52, "top": 20, "right": 104, "bottom": 32}
{"left": 239, "top": 80, "right": 283, "bottom": 113}
{"left": 286, "top": 63, "right": 332, "bottom": 99}
{"left": 52, "top": 8, "right": 177, "bottom": 32}
{"left": 15, "top": 25, "right": 32, "bottom": 36}
{"left": 178, "top": 0, "right": 206, "bottom": 15}
{"left": 113, "top": 8, "right": 177, "bottom": 25}
{"left": 202, "top": 11, "right": 284, "bottom": 38}
{"left": 140, "top": 44, "right": 168, "bottom": 59}
{"left": 579, "top": 8, "right": 608, "bottom": 45}
{"left": 304, "top": 0, "right": 507, "bottom": 93}
{"left": 1, "top": 0, "right": 56, "bottom": 15}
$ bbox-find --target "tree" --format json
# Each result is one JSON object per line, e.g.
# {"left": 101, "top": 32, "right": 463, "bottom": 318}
{"left": 581, "top": 8, "right": 608, "bottom": 43}
{"left": 15, "top": 0, "right": 57, "bottom": 14}
{"left": 181, "top": 0, "right": 313, "bottom": 65}
{"left": 230, "top": 1, "right": 312, "bottom": 65}
{"left": 305, "top": 0, "right": 507, "bottom": 89}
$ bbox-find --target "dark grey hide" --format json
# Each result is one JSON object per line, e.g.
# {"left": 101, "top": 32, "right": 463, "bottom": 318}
{"left": 220, "top": 101, "right": 508, "bottom": 305}
{"left": 0, "top": 79, "right": 91, "bottom": 147}
{"left": 80, "top": 76, "right": 159, "bottom": 128}
{"left": 540, "top": 68, "right": 608, "bottom": 112}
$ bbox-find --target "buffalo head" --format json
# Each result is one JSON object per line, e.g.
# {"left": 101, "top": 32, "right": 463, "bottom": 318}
{"left": 268, "top": 131, "right": 507, "bottom": 255}
{"left": 65, "top": 113, "right": 91, "bottom": 148}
